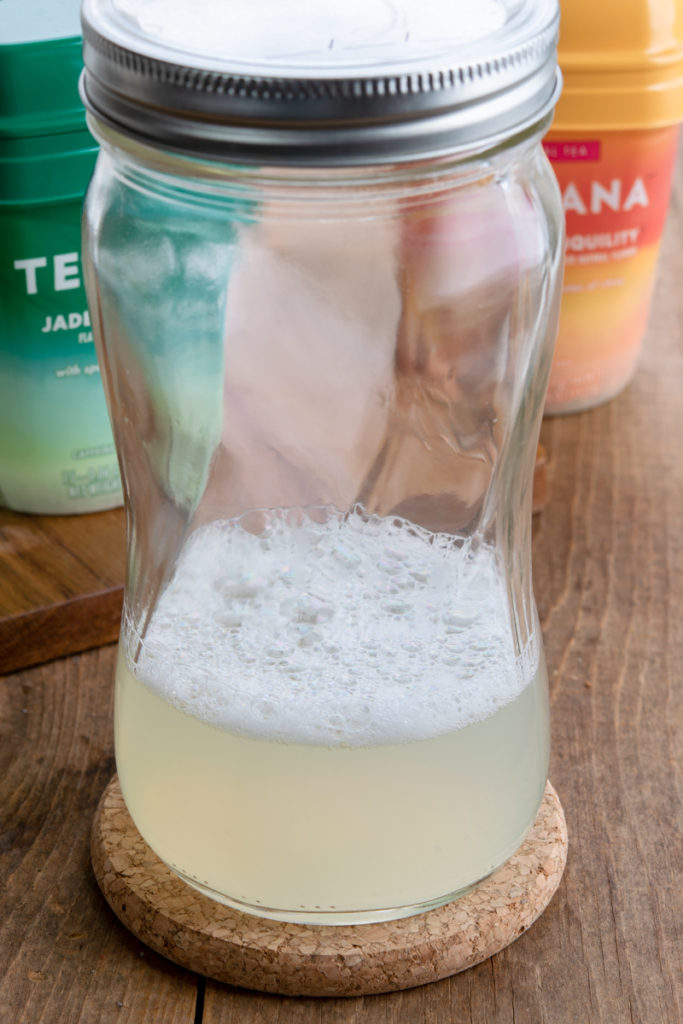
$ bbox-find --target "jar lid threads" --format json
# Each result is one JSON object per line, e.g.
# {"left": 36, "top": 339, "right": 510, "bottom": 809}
{"left": 80, "top": 0, "right": 560, "bottom": 164}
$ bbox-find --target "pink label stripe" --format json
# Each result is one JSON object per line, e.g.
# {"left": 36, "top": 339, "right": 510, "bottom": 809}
{"left": 543, "top": 140, "right": 601, "bottom": 162}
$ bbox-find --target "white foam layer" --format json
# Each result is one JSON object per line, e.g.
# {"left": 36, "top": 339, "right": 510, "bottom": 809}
{"left": 130, "top": 510, "right": 536, "bottom": 746}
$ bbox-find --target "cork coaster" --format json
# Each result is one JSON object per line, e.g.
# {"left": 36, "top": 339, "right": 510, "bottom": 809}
{"left": 91, "top": 778, "right": 567, "bottom": 997}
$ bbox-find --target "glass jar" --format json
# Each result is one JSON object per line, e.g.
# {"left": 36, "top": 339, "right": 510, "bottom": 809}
{"left": 81, "top": 0, "right": 564, "bottom": 925}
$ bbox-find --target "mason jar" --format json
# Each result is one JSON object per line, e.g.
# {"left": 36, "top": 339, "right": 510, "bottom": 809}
{"left": 80, "top": 0, "right": 564, "bottom": 925}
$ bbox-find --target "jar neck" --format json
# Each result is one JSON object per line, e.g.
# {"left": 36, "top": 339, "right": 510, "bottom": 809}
{"left": 88, "top": 111, "right": 549, "bottom": 211}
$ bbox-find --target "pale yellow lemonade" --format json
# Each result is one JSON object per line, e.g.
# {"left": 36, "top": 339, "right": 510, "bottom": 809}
{"left": 115, "top": 511, "right": 549, "bottom": 923}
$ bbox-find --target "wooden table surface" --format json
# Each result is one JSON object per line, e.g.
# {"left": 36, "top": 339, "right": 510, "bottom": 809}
{"left": 2, "top": 165, "right": 682, "bottom": 1023}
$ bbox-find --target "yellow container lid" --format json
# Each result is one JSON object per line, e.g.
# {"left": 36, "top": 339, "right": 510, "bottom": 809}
{"left": 553, "top": 0, "right": 683, "bottom": 130}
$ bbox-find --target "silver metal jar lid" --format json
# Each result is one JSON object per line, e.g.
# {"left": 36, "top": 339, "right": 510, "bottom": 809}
{"left": 80, "top": 0, "right": 560, "bottom": 165}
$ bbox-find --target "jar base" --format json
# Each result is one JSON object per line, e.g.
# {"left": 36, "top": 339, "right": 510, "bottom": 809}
{"left": 167, "top": 814, "right": 541, "bottom": 926}
{"left": 170, "top": 869, "right": 484, "bottom": 927}
{"left": 544, "top": 381, "right": 630, "bottom": 416}
{"left": 91, "top": 776, "right": 568, "bottom": 997}
{"left": 544, "top": 360, "right": 638, "bottom": 416}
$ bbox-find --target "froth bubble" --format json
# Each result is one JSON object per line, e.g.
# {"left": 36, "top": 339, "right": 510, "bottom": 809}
{"left": 131, "top": 509, "right": 537, "bottom": 746}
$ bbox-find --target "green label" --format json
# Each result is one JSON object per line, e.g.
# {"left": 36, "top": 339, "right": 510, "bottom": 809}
{"left": 0, "top": 200, "right": 122, "bottom": 513}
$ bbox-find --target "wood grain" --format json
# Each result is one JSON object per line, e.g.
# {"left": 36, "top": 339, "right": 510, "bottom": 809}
{"left": 0, "top": 646, "right": 199, "bottom": 1023}
{"left": 0, "top": 507, "right": 125, "bottom": 675}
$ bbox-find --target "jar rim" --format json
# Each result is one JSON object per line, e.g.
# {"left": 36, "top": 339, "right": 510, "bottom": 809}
{"left": 80, "top": 0, "right": 560, "bottom": 165}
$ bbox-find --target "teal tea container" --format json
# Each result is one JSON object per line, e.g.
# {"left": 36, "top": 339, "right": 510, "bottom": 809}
{"left": 0, "top": 0, "right": 122, "bottom": 514}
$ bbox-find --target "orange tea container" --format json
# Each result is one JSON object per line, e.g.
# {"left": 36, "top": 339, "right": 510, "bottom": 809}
{"left": 544, "top": 0, "right": 683, "bottom": 414}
